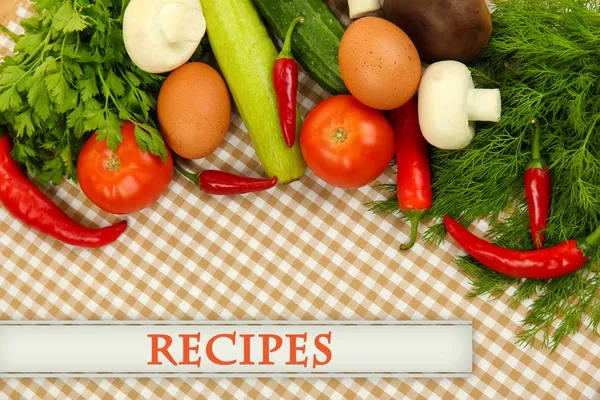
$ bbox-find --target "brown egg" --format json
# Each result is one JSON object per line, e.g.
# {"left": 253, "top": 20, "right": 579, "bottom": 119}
{"left": 158, "top": 62, "right": 231, "bottom": 159}
{"left": 339, "top": 17, "right": 422, "bottom": 110}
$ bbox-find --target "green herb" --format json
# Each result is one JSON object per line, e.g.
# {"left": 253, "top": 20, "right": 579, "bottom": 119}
{"left": 368, "top": 0, "right": 600, "bottom": 349}
{"left": 0, "top": 0, "right": 170, "bottom": 184}
{"left": 0, "top": 24, "right": 18, "bottom": 42}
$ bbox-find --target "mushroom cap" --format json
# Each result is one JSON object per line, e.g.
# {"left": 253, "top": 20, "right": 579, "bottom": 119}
{"left": 418, "top": 61, "right": 475, "bottom": 150}
{"left": 123, "top": 0, "right": 206, "bottom": 74}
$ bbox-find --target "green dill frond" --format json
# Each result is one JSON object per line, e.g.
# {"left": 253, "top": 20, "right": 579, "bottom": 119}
{"left": 365, "top": 199, "right": 400, "bottom": 216}
{"left": 456, "top": 256, "right": 518, "bottom": 299}
{"left": 374, "top": 184, "right": 398, "bottom": 195}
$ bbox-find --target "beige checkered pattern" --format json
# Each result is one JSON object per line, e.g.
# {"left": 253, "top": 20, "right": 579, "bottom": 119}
{"left": 0, "top": 1, "right": 598, "bottom": 399}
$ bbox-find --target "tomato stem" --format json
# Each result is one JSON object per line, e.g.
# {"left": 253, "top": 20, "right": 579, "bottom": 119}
{"left": 104, "top": 155, "right": 121, "bottom": 172}
{"left": 331, "top": 128, "right": 348, "bottom": 144}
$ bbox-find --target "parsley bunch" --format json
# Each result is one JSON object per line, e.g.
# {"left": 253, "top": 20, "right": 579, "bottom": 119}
{"left": 0, "top": 0, "right": 168, "bottom": 184}
{"left": 369, "top": 0, "right": 600, "bottom": 349}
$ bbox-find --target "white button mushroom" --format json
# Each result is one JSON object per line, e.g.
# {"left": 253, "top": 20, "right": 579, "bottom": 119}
{"left": 418, "top": 60, "right": 501, "bottom": 150}
{"left": 348, "top": 0, "right": 383, "bottom": 19}
{"left": 123, "top": 0, "right": 206, "bottom": 74}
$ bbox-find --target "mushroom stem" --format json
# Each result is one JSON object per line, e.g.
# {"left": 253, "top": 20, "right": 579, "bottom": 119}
{"left": 348, "top": 0, "right": 382, "bottom": 19}
{"left": 159, "top": 3, "right": 205, "bottom": 43}
{"left": 467, "top": 88, "right": 502, "bottom": 122}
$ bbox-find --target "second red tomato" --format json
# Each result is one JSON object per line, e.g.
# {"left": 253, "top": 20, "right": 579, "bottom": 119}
{"left": 78, "top": 121, "right": 174, "bottom": 215}
{"left": 300, "top": 95, "right": 395, "bottom": 189}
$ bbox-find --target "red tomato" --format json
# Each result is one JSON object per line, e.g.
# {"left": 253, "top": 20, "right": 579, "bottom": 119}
{"left": 78, "top": 121, "right": 174, "bottom": 215}
{"left": 300, "top": 95, "right": 395, "bottom": 189}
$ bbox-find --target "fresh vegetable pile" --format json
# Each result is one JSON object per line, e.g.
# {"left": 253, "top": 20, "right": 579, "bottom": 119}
{"left": 253, "top": 0, "right": 348, "bottom": 95}
{"left": 0, "top": 134, "right": 128, "bottom": 247}
{"left": 372, "top": 0, "right": 600, "bottom": 348}
{"left": 1, "top": 0, "right": 599, "bottom": 349}
{"left": 202, "top": 0, "right": 306, "bottom": 184}
{"left": 0, "top": 0, "right": 168, "bottom": 184}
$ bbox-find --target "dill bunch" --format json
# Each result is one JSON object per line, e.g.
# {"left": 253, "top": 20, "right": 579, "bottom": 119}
{"left": 369, "top": 0, "right": 600, "bottom": 349}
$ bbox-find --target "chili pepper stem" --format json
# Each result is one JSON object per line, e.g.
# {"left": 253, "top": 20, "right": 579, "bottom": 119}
{"left": 400, "top": 212, "right": 423, "bottom": 250}
{"left": 572, "top": 223, "right": 600, "bottom": 259}
{"left": 174, "top": 162, "right": 200, "bottom": 186}
{"left": 278, "top": 17, "right": 304, "bottom": 60}
{"left": 529, "top": 118, "right": 544, "bottom": 169}
{"left": 583, "top": 224, "right": 600, "bottom": 250}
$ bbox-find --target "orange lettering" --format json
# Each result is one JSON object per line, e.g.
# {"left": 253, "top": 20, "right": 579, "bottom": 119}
{"left": 179, "top": 333, "right": 201, "bottom": 367}
{"left": 313, "top": 331, "right": 332, "bottom": 368}
{"left": 239, "top": 334, "right": 255, "bottom": 365}
{"left": 259, "top": 334, "right": 283, "bottom": 365}
{"left": 285, "top": 333, "right": 308, "bottom": 367}
{"left": 147, "top": 334, "right": 177, "bottom": 366}
{"left": 206, "top": 332, "right": 237, "bottom": 365}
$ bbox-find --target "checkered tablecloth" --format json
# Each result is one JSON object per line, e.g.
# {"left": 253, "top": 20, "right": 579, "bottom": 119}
{"left": 0, "top": 1, "right": 598, "bottom": 399}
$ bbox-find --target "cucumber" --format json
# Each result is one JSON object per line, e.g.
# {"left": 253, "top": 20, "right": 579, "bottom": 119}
{"left": 253, "top": 0, "right": 348, "bottom": 95}
{"left": 200, "top": 0, "right": 306, "bottom": 183}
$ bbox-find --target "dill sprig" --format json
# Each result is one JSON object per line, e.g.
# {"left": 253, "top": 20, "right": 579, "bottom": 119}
{"left": 368, "top": 0, "right": 600, "bottom": 349}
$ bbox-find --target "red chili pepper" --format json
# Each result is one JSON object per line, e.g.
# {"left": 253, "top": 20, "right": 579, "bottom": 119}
{"left": 0, "top": 135, "right": 127, "bottom": 248}
{"left": 525, "top": 118, "right": 551, "bottom": 249}
{"left": 390, "top": 97, "right": 432, "bottom": 250}
{"left": 444, "top": 216, "right": 600, "bottom": 279}
{"left": 175, "top": 164, "right": 277, "bottom": 195}
{"left": 274, "top": 16, "right": 304, "bottom": 148}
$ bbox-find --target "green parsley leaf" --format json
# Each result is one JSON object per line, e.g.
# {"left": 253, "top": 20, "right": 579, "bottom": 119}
{"left": 52, "top": 1, "right": 76, "bottom": 32}
{"left": 27, "top": 81, "right": 52, "bottom": 120}
{"left": 63, "top": 12, "right": 88, "bottom": 33}
{"left": 44, "top": 72, "right": 69, "bottom": 105}
{"left": 106, "top": 69, "right": 125, "bottom": 97}
{"left": 95, "top": 110, "right": 122, "bottom": 152}
{"left": 14, "top": 110, "right": 35, "bottom": 137}
{"left": 13, "top": 32, "right": 43, "bottom": 55}
{"left": 0, "top": 87, "right": 23, "bottom": 112}
{"left": 33, "top": 56, "right": 58, "bottom": 79}
{"left": 82, "top": 108, "right": 105, "bottom": 133}
{"left": 12, "top": 140, "right": 38, "bottom": 159}
{"left": 0, "top": 66, "right": 26, "bottom": 86}
{"left": 125, "top": 71, "right": 141, "bottom": 87}
{"left": 19, "top": 16, "right": 42, "bottom": 32}
{"left": 66, "top": 103, "right": 85, "bottom": 137}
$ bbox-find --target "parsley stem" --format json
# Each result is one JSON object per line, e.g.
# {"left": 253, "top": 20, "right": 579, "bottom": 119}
{"left": 60, "top": 36, "right": 67, "bottom": 74}
{"left": 96, "top": 65, "right": 118, "bottom": 111}
{"left": 0, "top": 24, "right": 18, "bottom": 42}
{"left": 21, "top": 28, "right": 52, "bottom": 69}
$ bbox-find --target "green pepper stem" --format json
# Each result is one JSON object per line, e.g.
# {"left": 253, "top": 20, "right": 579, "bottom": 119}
{"left": 278, "top": 17, "right": 304, "bottom": 60}
{"left": 174, "top": 162, "right": 200, "bottom": 187}
{"left": 400, "top": 212, "right": 423, "bottom": 250}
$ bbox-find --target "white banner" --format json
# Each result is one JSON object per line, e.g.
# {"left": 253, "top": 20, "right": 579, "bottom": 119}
{"left": 0, "top": 321, "right": 472, "bottom": 378}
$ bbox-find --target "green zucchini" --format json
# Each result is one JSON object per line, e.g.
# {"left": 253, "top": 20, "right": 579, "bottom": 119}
{"left": 200, "top": 0, "right": 306, "bottom": 183}
{"left": 253, "top": 0, "right": 348, "bottom": 95}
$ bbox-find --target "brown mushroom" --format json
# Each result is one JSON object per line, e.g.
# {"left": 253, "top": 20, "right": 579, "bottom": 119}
{"left": 382, "top": 0, "right": 492, "bottom": 63}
